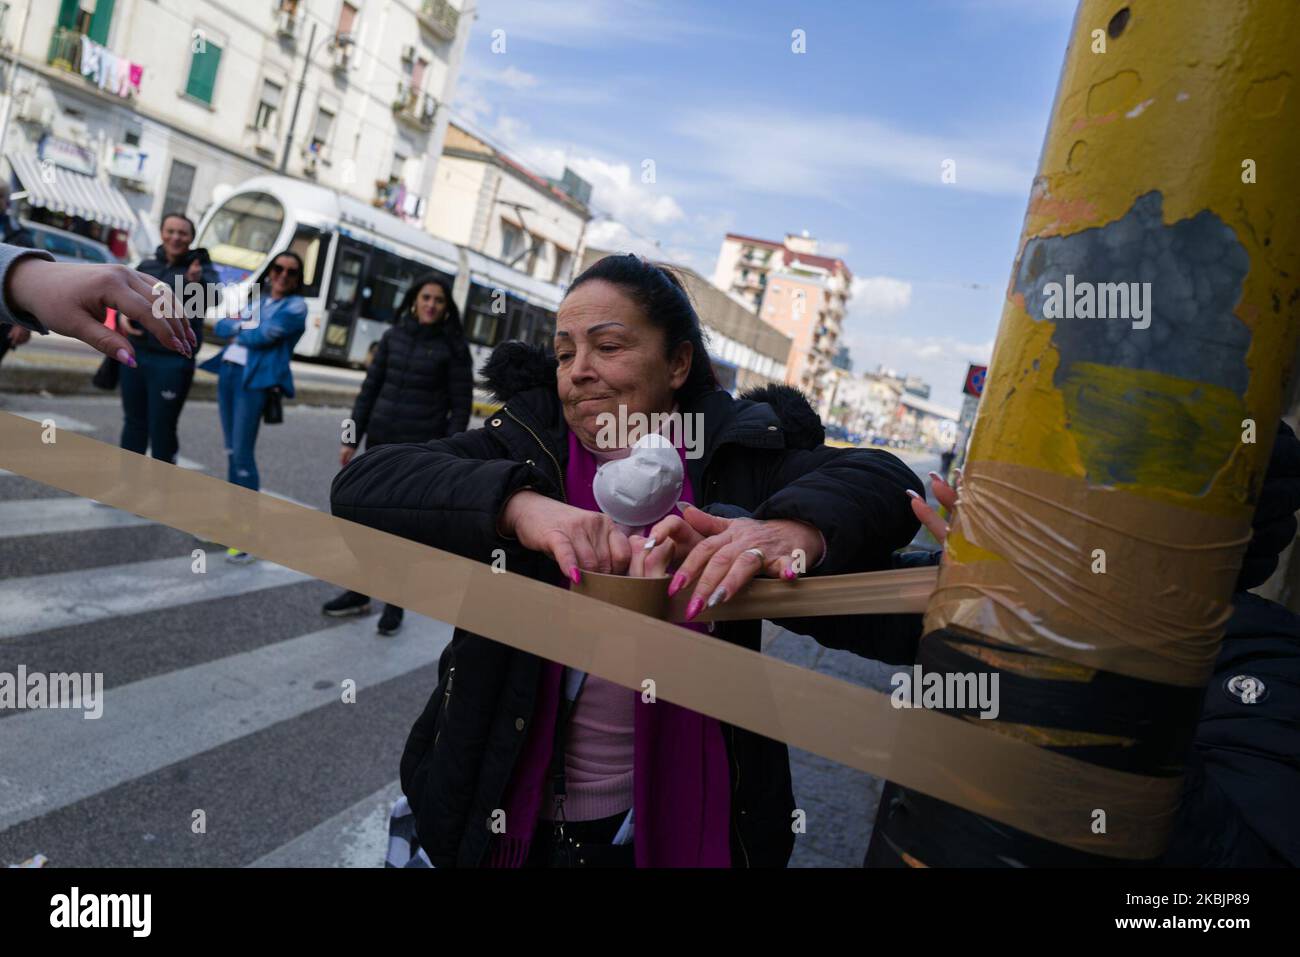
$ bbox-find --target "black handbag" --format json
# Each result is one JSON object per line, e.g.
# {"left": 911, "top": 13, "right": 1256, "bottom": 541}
{"left": 262, "top": 386, "right": 284, "bottom": 425}
{"left": 92, "top": 355, "right": 120, "bottom": 391}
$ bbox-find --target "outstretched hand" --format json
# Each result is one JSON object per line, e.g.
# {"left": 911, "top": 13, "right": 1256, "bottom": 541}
{"left": 5, "top": 259, "right": 193, "bottom": 365}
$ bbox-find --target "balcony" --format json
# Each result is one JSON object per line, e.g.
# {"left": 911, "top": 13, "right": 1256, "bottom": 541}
{"left": 47, "top": 27, "right": 138, "bottom": 98}
{"left": 274, "top": 7, "right": 301, "bottom": 41}
{"left": 418, "top": 0, "right": 460, "bottom": 41}
{"left": 393, "top": 83, "right": 437, "bottom": 129}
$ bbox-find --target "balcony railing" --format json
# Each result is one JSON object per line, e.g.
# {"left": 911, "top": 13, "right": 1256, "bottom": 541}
{"left": 418, "top": 0, "right": 459, "bottom": 40}
{"left": 393, "top": 83, "right": 437, "bottom": 129}
{"left": 47, "top": 27, "right": 139, "bottom": 98}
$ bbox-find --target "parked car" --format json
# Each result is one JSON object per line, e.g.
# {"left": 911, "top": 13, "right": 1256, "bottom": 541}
{"left": 21, "top": 221, "right": 120, "bottom": 264}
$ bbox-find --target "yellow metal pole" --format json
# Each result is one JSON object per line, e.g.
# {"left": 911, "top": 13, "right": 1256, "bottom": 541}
{"left": 872, "top": 0, "right": 1300, "bottom": 865}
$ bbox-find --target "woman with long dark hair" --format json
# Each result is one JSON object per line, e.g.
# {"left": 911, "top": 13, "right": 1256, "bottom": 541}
{"left": 198, "top": 249, "right": 308, "bottom": 563}
{"left": 332, "top": 254, "right": 923, "bottom": 866}
{"left": 322, "top": 273, "right": 473, "bottom": 635}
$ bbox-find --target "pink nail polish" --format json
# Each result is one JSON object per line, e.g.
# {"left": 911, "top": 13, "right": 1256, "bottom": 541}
{"left": 668, "top": 572, "right": 686, "bottom": 597}
{"left": 569, "top": 567, "right": 582, "bottom": 585}
{"left": 685, "top": 597, "right": 703, "bottom": 621}
{"left": 782, "top": 567, "right": 796, "bottom": 581}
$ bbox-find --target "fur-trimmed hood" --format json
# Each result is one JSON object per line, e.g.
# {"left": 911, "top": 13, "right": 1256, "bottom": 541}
{"left": 480, "top": 340, "right": 824, "bottom": 450}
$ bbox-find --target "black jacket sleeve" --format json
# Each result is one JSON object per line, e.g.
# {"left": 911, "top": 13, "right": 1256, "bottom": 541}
{"left": 446, "top": 343, "right": 473, "bottom": 435}
{"left": 348, "top": 332, "right": 389, "bottom": 447}
{"left": 751, "top": 446, "right": 924, "bottom": 575}
{"left": 329, "top": 428, "right": 558, "bottom": 572}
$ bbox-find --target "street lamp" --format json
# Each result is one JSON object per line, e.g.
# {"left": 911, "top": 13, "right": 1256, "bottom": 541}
{"left": 279, "top": 23, "right": 354, "bottom": 174}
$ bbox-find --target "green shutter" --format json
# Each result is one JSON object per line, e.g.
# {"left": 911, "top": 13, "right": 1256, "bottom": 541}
{"left": 87, "top": 0, "right": 116, "bottom": 45}
{"left": 57, "top": 0, "right": 79, "bottom": 30}
{"left": 185, "top": 42, "right": 222, "bottom": 104}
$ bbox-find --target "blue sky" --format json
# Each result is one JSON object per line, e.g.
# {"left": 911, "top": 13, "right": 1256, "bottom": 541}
{"left": 452, "top": 0, "right": 1080, "bottom": 409}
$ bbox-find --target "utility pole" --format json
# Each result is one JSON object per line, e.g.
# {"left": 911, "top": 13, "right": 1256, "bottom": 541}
{"left": 869, "top": 0, "right": 1300, "bottom": 866}
{"left": 279, "top": 20, "right": 318, "bottom": 174}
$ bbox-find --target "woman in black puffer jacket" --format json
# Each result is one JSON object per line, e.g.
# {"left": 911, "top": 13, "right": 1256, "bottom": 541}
{"left": 322, "top": 273, "right": 473, "bottom": 635}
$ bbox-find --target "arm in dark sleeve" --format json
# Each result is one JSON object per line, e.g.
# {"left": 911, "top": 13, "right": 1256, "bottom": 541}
{"left": 349, "top": 332, "right": 389, "bottom": 447}
{"left": 751, "top": 445, "right": 923, "bottom": 575}
{"left": 0, "top": 245, "right": 56, "bottom": 333}
{"left": 446, "top": 344, "right": 473, "bottom": 435}
{"left": 329, "top": 428, "right": 561, "bottom": 569}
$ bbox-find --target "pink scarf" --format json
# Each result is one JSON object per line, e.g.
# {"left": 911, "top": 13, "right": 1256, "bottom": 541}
{"left": 487, "top": 430, "right": 732, "bottom": 867}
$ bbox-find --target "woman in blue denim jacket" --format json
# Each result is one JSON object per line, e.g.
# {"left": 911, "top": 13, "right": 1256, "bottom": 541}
{"left": 199, "top": 249, "right": 307, "bottom": 562}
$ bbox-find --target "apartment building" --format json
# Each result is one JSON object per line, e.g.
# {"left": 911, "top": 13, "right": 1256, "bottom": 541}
{"left": 425, "top": 121, "right": 591, "bottom": 286}
{"left": 712, "top": 230, "right": 852, "bottom": 413}
{"left": 0, "top": 0, "right": 472, "bottom": 259}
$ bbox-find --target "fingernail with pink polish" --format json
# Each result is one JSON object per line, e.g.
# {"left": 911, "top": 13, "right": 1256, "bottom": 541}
{"left": 569, "top": 567, "right": 582, "bottom": 585}
{"left": 116, "top": 348, "right": 136, "bottom": 368}
{"left": 782, "top": 567, "right": 797, "bottom": 581}
{"left": 685, "top": 597, "right": 703, "bottom": 621}
{"left": 668, "top": 572, "right": 686, "bottom": 597}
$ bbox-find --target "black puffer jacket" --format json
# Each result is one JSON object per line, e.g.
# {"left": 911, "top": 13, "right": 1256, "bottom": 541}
{"left": 348, "top": 313, "right": 473, "bottom": 446}
{"left": 330, "top": 340, "right": 924, "bottom": 867}
{"left": 134, "top": 245, "right": 219, "bottom": 355}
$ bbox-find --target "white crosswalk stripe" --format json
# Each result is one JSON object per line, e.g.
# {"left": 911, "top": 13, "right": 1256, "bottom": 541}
{"left": 0, "top": 554, "right": 311, "bottom": 640}
{"left": 0, "top": 616, "right": 450, "bottom": 833}
{"left": 0, "top": 498, "right": 154, "bottom": 539}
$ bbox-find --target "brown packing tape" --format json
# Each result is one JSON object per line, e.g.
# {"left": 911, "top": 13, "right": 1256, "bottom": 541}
{"left": 572, "top": 566, "right": 938, "bottom": 622}
{"left": 927, "top": 460, "right": 1248, "bottom": 687}
{"left": 0, "top": 412, "right": 1179, "bottom": 858}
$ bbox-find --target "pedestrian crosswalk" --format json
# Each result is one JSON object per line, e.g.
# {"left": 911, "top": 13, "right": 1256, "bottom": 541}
{"left": 0, "top": 464, "right": 453, "bottom": 868}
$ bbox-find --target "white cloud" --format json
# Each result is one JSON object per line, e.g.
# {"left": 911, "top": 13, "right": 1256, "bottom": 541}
{"left": 850, "top": 276, "right": 913, "bottom": 314}
{"left": 675, "top": 108, "right": 1035, "bottom": 198}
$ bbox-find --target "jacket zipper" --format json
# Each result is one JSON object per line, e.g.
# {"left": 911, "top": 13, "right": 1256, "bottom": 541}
{"left": 503, "top": 407, "right": 567, "bottom": 504}
{"left": 728, "top": 725, "right": 751, "bottom": 868}
{"left": 433, "top": 666, "right": 455, "bottom": 749}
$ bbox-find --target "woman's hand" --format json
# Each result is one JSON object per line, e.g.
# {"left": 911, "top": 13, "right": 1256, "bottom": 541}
{"left": 7, "top": 324, "right": 31, "bottom": 348}
{"left": 340, "top": 445, "right": 356, "bottom": 468}
{"left": 500, "top": 490, "right": 632, "bottom": 581}
{"left": 627, "top": 533, "right": 676, "bottom": 578}
{"left": 5, "top": 259, "right": 193, "bottom": 364}
{"left": 668, "top": 505, "right": 825, "bottom": 621}
{"left": 908, "top": 469, "right": 960, "bottom": 543}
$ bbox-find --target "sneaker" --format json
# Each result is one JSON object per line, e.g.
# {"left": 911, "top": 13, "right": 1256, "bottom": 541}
{"left": 323, "top": 590, "right": 371, "bottom": 618}
{"left": 225, "top": 547, "right": 256, "bottom": 565}
{"left": 377, "top": 605, "right": 404, "bottom": 636}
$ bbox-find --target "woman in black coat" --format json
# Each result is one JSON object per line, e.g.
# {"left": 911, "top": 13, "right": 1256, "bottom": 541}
{"left": 323, "top": 274, "right": 473, "bottom": 635}
{"left": 330, "top": 254, "right": 922, "bottom": 867}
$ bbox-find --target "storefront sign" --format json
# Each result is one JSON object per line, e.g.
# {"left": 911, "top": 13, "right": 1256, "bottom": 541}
{"left": 38, "top": 135, "right": 97, "bottom": 177}
{"left": 108, "top": 144, "right": 150, "bottom": 183}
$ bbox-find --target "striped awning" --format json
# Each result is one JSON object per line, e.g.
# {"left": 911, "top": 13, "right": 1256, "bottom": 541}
{"left": 6, "top": 150, "right": 135, "bottom": 231}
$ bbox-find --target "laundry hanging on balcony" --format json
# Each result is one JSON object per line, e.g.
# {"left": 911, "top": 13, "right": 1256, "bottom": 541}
{"left": 78, "top": 35, "right": 143, "bottom": 98}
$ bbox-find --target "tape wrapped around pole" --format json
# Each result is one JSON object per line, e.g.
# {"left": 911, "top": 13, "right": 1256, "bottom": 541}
{"left": 0, "top": 411, "right": 1177, "bottom": 857}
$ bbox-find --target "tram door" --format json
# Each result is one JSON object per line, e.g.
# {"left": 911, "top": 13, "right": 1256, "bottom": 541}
{"left": 322, "top": 238, "right": 371, "bottom": 362}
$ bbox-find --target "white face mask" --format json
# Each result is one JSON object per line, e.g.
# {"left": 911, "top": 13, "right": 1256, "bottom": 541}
{"left": 593, "top": 432, "right": 684, "bottom": 528}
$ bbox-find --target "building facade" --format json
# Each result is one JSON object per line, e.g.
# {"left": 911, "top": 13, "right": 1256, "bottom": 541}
{"left": 0, "top": 0, "right": 472, "bottom": 260}
{"left": 426, "top": 121, "right": 591, "bottom": 286}
{"left": 711, "top": 230, "right": 852, "bottom": 413}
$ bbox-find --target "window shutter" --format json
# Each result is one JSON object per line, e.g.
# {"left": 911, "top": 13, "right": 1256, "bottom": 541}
{"left": 186, "top": 42, "right": 223, "bottom": 104}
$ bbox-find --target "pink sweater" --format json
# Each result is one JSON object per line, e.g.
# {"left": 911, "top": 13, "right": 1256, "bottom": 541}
{"left": 540, "top": 675, "right": 636, "bottom": 821}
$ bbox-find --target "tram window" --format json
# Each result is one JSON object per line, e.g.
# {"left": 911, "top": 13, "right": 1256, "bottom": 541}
{"left": 465, "top": 309, "right": 500, "bottom": 347}
{"left": 289, "top": 227, "right": 329, "bottom": 298}
{"left": 196, "top": 191, "right": 285, "bottom": 284}
{"left": 530, "top": 307, "right": 556, "bottom": 347}
{"left": 332, "top": 250, "right": 365, "bottom": 308}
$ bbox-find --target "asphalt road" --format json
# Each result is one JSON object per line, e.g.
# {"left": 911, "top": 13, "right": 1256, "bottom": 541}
{"left": 0, "top": 390, "right": 938, "bottom": 868}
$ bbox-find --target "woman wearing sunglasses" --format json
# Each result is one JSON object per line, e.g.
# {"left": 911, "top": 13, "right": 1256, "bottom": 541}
{"left": 199, "top": 250, "right": 308, "bottom": 563}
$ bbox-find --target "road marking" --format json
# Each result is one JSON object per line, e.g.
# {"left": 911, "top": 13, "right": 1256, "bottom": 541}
{"left": 4, "top": 411, "right": 97, "bottom": 433}
{"left": 0, "top": 616, "right": 450, "bottom": 833}
{"left": 0, "top": 498, "right": 154, "bottom": 540}
{"left": 0, "top": 554, "right": 310, "bottom": 640}
{"left": 247, "top": 780, "right": 403, "bottom": 868}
